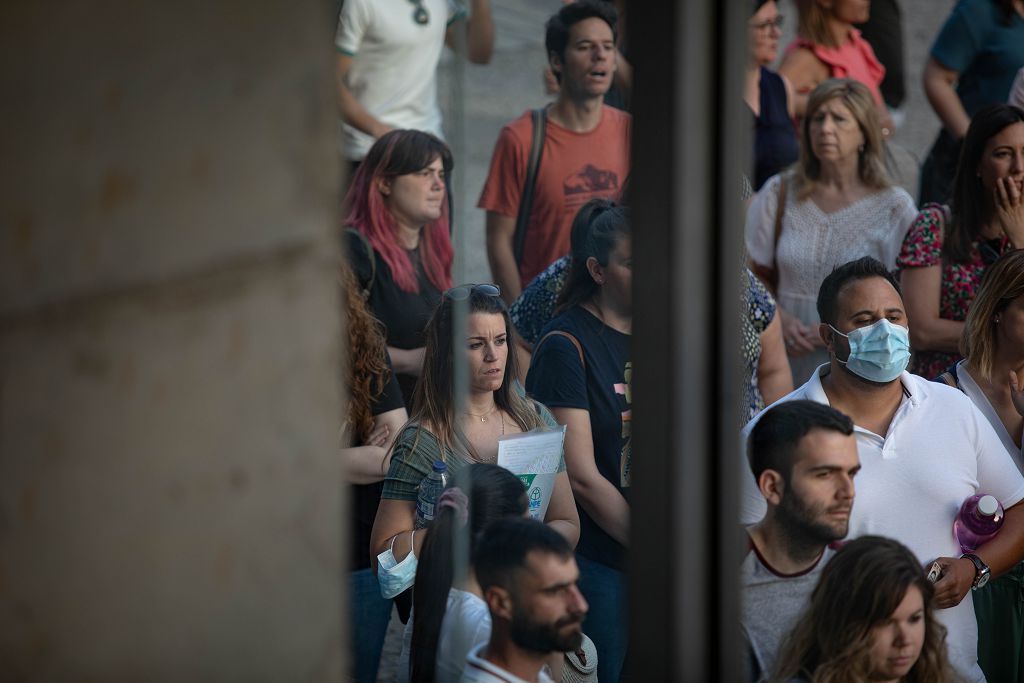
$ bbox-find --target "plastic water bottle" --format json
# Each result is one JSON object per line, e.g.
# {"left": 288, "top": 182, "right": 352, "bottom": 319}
{"left": 953, "top": 494, "right": 1004, "bottom": 553}
{"left": 415, "top": 460, "right": 449, "bottom": 529}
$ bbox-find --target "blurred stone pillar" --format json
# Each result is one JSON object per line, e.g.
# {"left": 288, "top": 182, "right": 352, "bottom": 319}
{"left": 0, "top": 2, "right": 344, "bottom": 679}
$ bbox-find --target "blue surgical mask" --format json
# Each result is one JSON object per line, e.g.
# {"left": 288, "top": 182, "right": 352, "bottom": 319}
{"left": 829, "top": 318, "right": 911, "bottom": 383}
{"left": 376, "top": 530, "right": 417, "bottom": 599}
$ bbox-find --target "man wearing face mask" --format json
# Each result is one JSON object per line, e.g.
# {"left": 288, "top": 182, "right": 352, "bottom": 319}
{"left": 738, "top": 256, "right": 1024, "bottom": 683}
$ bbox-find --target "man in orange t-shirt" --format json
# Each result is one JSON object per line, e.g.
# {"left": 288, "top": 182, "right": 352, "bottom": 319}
{"left": 479, "top": 1, "right": 631, "bottom": 304}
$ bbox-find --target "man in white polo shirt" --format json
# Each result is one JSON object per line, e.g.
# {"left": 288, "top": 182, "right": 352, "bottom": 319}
{"left": 739, "top": 256, "right": 1024, "bottom": 683}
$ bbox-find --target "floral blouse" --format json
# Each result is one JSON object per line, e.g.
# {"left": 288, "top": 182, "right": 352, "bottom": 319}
{"left": 896, "top": 203, "right": 1013, "bottom": 379}
{"left": 743, "top": 269, "right": 777, "bottom": 421}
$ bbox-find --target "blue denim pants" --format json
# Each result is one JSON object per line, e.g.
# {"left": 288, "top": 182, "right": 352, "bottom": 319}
{"left": 576, "top": 554, "right": 629, "bottom": 682}
{"left": 349, "top": 568, "right": 393, "bottom": 683}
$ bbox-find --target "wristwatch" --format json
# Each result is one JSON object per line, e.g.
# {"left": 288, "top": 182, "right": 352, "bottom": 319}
{"left": 961, "top": 553, "right": 991, "bottom": 590}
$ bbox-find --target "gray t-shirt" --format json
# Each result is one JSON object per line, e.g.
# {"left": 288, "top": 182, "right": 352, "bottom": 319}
{"left": 739, "top": 535, "right": 835, "bottom": 681}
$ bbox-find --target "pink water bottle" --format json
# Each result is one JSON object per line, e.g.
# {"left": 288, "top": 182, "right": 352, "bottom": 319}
{"left": 953, "top": 494, "right": 1004, "bottom": 553}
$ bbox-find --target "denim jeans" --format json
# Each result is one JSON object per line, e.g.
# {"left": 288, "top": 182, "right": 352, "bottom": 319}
{"left": 349, "top": 568, "right": 393, "bottom": 683}
{"left": 576, "top": 554, "right": 628, "bottom": 682}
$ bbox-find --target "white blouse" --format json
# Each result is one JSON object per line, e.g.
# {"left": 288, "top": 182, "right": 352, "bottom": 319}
{"left": 745, "top": 172, "right": 918, "bottom": 383}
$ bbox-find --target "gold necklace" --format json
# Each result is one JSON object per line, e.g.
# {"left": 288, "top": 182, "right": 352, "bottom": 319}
{"left": 465, "top": 404, "right": 498, "bottom": 422}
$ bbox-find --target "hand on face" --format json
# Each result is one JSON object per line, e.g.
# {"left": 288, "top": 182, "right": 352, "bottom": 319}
{"left": 994, "top": 176, "right": 1024, "bottom": 247}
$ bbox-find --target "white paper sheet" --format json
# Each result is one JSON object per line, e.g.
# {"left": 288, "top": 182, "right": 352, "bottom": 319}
{"left": 497, "top": 426, "right": 566, "bottom": 521}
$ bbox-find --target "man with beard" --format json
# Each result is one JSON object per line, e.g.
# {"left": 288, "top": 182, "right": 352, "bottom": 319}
{"left": 739, "top": 256, "right": 1024, "bottom": 683}
{"left": 741, "top": 400, "right": 859, "bottom": 680}
{"left": 462, "top": 518, "right": 588, "bottom": 683}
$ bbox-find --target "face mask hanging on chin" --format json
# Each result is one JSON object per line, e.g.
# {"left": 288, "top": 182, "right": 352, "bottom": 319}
{"left": 376, "top": 529, "right": 418, "bottom": 599}
{"left": 829, "top": 318, "right": 911, "bottom": 384}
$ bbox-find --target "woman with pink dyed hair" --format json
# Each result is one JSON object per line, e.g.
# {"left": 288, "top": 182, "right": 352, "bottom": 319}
{"left": 345, "top": 129, "right": 455, "bottom": 405}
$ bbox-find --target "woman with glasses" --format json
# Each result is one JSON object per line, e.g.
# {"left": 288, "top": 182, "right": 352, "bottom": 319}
{"left": 526, "top": 204, "right": 631, "bottom": 683}
{"left": 369, "top": 285, "right": 580, "bottom": 603}
{"left": 345, "top": 129, "right": 455, "bottom": 406}
{"left": 779, "top": 0, "right": 894, "bottom": 134}
{"left": 745, "top": 0, "right": 798, "bottom": 190}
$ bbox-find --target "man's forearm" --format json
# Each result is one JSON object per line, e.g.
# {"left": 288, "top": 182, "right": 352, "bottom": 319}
{"left": 487, "top": 241, "right": 522, "bottom": 304}
{"left": 977, "top": 502, "right": 1024, "bottom": 577}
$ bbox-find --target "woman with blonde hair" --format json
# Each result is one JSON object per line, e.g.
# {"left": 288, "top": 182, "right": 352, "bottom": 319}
{"left": 937, "top": 249, "right": 1024, "bottom": 681}
{"left": 771, "top": 536, "right": 956, "bottom": 683}
{"left": 746, "top": 78, "right": 916, "bottom": 383}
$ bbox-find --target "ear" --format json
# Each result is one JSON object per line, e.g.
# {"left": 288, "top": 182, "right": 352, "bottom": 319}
{"left": 484, "top": 585, "right": 514, "bottom": 622}
{"left": 586, "top": 256, "right": 605, "bottom": 285}
{"left": 758, "top": 469, "right": 786, "bottom": 506}
{"left": 377, "top": 176, "right": 392, "bottom": 197}
{"left": 548, "top": 50, "right": 562, "bottom": 75}
{"left": 819, "top": 323, "right": 835, "bottom": 351}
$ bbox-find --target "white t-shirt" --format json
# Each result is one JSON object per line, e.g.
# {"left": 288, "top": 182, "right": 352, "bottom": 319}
{"left": 398, "top": 588, "right": 493, "bottom": 682}
{"left": 335, "top": 0, "right": 462, "bottom": 160}
{"left": 738, "top": 366, "right": 1024, "bottom": 683}
{"left": 460, "top": 643, "right": 555, "bottom": 683}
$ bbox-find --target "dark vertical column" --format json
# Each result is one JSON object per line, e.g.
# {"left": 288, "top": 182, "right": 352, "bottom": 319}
{"left": 628, "top": 0, "right": 747, "bottom": 678}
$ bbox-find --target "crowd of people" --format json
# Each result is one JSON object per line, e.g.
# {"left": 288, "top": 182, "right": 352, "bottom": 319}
{"left": 336, "top": 0, "right": 1024, "bottom": 681}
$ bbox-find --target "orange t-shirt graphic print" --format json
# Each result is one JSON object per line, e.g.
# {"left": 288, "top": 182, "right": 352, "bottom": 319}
{"left": 478, "top": 105, "right": 631, "bottom": 286}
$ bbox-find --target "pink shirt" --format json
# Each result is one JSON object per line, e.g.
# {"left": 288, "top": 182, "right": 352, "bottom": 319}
{"left": 787, "top": 28, "right": 885, "bottom": 106}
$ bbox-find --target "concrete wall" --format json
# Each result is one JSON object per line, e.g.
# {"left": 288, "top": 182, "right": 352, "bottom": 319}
{"left": 0, "top": 2, "right": 345, "bottom": 680}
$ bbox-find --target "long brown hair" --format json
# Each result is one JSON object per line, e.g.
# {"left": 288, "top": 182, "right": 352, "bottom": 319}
{"left": 771, "top": 536, "right": 955, "bottom": 683}
{"left": 403, "top": 288, "right": 546, "bottom": 460}
{"left": 340, "top": 261, "right": 391, "bottom": 444}
{"left": 794, "top": 79, "right": 889, "bottom": 200}
{"left": 947, "top": 104, "right": 1024, "bottom": 263}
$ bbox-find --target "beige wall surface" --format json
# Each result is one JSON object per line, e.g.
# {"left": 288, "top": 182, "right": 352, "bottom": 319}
{"left": 0, "top": 2, "right": 345, "bottom": 680}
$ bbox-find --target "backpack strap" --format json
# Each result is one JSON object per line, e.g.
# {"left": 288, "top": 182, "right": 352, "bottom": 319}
{"left": 513, "top": 107, "right": 548, "bottom": 265}
{"left": 345, "top": 227, "right": 376, "bottom": 299}
{"left": 536, "top": 330, "right": 585, "bottom": 370}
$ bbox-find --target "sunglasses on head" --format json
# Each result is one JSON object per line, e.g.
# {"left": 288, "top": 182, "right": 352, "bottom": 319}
{"left": 444, "top": 283, "right": 501, "bottom": 300}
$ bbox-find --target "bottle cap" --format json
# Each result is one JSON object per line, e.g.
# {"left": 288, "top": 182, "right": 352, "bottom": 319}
{"left": 978, "top": 495, "right": 998, "bottom": 516}
{"left": 432, "top": 460, "right": 447, "bottom": 473}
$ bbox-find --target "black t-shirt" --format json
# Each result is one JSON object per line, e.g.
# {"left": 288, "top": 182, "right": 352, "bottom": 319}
{"left": 350, "top": 366, "right": 404, "bottom": 571}
{"left": 346, "top": 230, "right": 443, "bottom": 404}
{"left": 526, "top": 305, "right": 631, "bottom": 571}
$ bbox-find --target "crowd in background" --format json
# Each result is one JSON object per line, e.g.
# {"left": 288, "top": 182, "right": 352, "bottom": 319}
{"left": 337, "top": 0, "right": 1024, "bottom": 681}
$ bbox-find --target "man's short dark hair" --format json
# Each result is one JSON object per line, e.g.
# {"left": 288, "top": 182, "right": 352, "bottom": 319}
{"left": 816, "top": 256, "right": 902, "bottom": 327}
{"left": 545, "top": 0, "right": 618, "bottom": 65}
{"left": 474, "top": 518, "right": 573, "bottom": 593}
{"left": 748, "top": 400, "right": 854, "bottom": 481}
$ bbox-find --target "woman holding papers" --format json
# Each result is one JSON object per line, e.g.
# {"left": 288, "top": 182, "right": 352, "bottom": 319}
{"left": 526, "top": 204, "right": 632, "bottom": 683}
{"left": 369, "top": 285, "right": 580, "bottom": 600}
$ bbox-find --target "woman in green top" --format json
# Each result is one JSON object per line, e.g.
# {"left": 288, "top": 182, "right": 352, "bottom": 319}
{"left": 370, "top": 285, "right": 580, "bottom": 579}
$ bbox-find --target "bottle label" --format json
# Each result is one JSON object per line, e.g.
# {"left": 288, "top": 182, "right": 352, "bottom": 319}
{"left": 416, "top": 499, "right": 435, "bottom": 522}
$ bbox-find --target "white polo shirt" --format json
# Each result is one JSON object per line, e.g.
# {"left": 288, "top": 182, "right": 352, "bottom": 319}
{"left": 739, "top": 365, "right": 1024, "bottom": 683}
